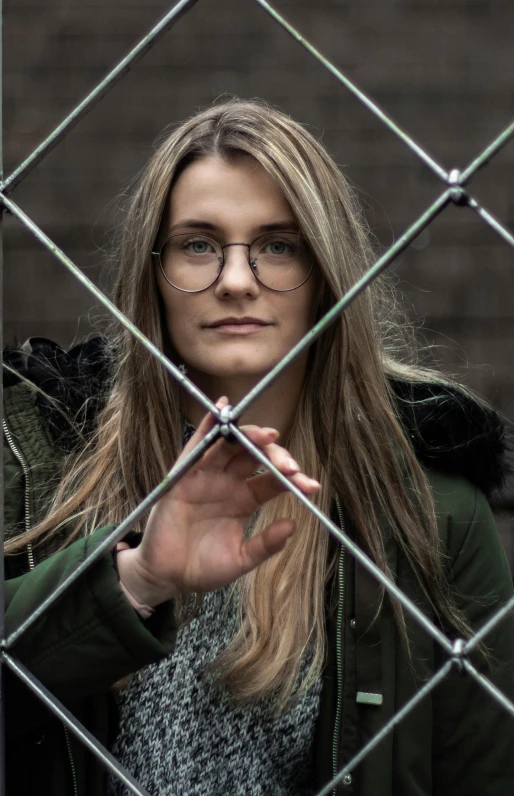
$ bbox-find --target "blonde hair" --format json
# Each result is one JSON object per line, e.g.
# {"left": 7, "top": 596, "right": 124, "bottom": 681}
{"left": 7, "top": 99, "right": 471, "bottom": 709}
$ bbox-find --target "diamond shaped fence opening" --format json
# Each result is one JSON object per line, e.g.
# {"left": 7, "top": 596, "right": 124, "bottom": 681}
{"left": 1, "top": 1, "right": 514, "bottom": 794}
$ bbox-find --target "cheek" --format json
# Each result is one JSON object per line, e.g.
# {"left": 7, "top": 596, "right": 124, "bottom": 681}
{"left": 165, "top": 303, "right": 194, "bottom": 341}
{"left": 158, "top": 280, "right": 195, "bottom": 351}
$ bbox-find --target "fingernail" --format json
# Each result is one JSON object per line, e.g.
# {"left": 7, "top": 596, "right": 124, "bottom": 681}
{"left": 263, "top": 427, "right": 279, "bottom": 438}
{"left": 216, "top": 396, "right": 229, "bottom": 408}
{"left": 286, "top": 457, "right": 300, "bottom": 472}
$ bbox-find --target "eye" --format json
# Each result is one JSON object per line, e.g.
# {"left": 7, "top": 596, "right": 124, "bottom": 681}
{"left": 262, "top": 239, "right": 293, "bottom": 256}
{"left": 185, "top": 239, "right": 215, "bottom": 255}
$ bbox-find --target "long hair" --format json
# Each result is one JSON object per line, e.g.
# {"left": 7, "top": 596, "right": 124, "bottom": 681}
{"left": 6, "top": 99, "right": 472, "bottom": 709}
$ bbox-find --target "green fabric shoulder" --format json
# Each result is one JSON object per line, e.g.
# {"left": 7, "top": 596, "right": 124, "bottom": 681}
{"left": 428, "top": 468, "right": 512, "bottom": 606}
{"left": 4, "top": 380, "right": 67, "bottom": 571}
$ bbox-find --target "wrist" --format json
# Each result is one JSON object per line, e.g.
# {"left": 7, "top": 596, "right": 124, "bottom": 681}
{"left": 115, "top": 546, "right": 181, "bottom": 609}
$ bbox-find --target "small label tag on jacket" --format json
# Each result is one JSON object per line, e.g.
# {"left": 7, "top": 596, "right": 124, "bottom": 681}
{"left": 356, "top": 691, "right": 383, "bottom": 706}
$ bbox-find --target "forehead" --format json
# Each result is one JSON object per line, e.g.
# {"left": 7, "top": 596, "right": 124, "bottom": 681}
{"left": 166, "top": 155, "right": 295, "bottom": 230}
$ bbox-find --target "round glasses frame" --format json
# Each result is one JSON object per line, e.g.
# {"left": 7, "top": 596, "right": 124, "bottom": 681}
{"left": 151, "top": 232, "right": 315, "bottom": 294}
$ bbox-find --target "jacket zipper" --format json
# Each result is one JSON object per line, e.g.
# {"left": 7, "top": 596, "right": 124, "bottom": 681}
{"left": 63, "top": 725, "right": 79, "bottom": 796}
{"left": 3, "top": 419, "right": 36, "bottom": 569}
{"left": 3, "top": 418, "right": 78, "bottom": 796}
{"left": 332, "top": 493, "right": 346, "bottom": 795}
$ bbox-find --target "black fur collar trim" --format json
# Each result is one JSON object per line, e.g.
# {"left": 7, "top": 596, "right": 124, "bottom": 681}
{"left": 390, "top": 378, "right": 509, "bottom": 497}
{"left": 3, "top": 336, "right": 113, "bottom": 453}
{"left": 3, "top": 337, "right": 509, "bottom": 497}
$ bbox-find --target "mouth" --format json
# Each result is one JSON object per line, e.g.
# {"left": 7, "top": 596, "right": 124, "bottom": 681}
{"left": 206, "top": 317, "right": 272, "bottom": 334}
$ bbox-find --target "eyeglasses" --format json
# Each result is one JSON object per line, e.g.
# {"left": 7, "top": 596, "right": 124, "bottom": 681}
{"left": 152, "top": 231, "right": 314, "bottom": 293}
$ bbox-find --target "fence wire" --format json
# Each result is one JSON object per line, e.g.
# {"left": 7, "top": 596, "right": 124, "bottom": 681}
{"left": 1, "top": 0, "right": 513, "bottom": 794}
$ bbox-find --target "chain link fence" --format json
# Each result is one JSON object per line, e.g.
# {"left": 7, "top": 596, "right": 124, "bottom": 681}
{"left": 1, "top": 0, "right": 513, "bottom": 793}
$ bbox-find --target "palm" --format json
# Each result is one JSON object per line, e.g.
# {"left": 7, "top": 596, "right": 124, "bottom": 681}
{"left": 144, "top": 447, "right": 280, "bottom": 593}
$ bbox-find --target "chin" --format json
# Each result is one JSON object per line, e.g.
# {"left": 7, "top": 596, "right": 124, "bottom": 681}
{"left": 213, "top": 364, "right": 271, "bottom": 379}
{"left": 190, "top": 357, "right": 273, "bottom": 381}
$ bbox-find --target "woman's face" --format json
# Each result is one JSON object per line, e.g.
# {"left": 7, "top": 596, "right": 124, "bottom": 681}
{"left": 156, "top": 154, "right": 318, "bottom": 388}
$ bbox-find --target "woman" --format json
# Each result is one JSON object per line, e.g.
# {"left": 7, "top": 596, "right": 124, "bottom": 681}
{"left": 4, "top": 99, "right": 514, "bottom": 795}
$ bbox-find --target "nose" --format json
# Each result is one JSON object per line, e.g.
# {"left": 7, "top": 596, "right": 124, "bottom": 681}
{"left": 213, "top": 243, "right": 260, "bottom": 299}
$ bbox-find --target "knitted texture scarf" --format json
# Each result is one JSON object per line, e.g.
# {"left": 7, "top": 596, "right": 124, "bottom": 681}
{"left": 108, "top": 584, "right": 322, "bottom": 795}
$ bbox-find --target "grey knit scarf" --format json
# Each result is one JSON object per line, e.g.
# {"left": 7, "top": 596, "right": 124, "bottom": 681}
{"left": 108, "top": 583, "right": 322, "bottom": 795}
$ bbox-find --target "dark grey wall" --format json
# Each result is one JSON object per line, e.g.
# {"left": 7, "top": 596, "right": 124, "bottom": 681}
{"left": 4, "top": 0, "right": 514, "bottom": 551}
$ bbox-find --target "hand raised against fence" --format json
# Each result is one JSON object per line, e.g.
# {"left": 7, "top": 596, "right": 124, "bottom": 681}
{"left": 116, "top": 397, "right": 320, "bottom": 609}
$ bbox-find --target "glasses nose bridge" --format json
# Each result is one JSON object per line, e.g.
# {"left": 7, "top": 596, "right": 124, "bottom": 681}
{"left": 221, "top": 241, "right": 253, "bottom": 271}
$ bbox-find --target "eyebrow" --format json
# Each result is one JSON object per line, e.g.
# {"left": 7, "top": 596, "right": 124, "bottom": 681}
{"left": 168, "top": 219, "right": 300, "bottom": 235}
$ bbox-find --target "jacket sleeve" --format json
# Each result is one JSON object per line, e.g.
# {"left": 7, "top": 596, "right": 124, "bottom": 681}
{"left": 431, "top": 480, "right": 514, "bottom": 795}
{"left": 5, "top": 524, "right": 177, "bottom": 713}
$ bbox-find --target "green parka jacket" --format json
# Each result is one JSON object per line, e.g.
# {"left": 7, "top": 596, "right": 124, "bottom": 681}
{"left": 3, "top": 339, "right": 514, "bottom": 796}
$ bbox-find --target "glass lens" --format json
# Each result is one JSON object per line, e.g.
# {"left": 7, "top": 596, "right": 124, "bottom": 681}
{"left": 249, "top": 232, "right": 313, "bottom": 290}
{"left": 159, "top": 234, "right": 222, "bottom": 291}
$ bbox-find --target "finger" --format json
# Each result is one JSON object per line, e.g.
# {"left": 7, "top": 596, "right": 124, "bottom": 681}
{"left": 238, "top": 519, "right": 296, "bottom": 573}
{"left": 247, "top": 469, "right": 321, "bottom": 506}
{"left": 200, "top": 425, "right": 279, "bottom": 472}
{"left": 225, "top": 440, "right": 300, "bottom": 480}
{"left": 176, "top": 396, "right": 229, "bottom": 464}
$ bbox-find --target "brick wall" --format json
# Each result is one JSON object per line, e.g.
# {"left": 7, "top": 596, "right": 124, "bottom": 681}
{"left": 4, "top": 0, "right": 514, "bottom": 552}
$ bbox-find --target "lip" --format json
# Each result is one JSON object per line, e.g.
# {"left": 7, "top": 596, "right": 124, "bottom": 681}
{"left": 208, "top": 316, "right": 270, "bottom": 328}
{"left": 205, "top": 317, "right": 272, "bottom": 334}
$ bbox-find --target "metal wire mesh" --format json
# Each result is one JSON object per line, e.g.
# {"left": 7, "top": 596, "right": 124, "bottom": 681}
{"left": 1, "top": 0, "right": 513, "bottom": 794}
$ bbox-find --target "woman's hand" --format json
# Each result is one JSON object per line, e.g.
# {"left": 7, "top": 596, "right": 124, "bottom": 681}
{"left": 116, "top": 397, "right": 320, "bottom": 608}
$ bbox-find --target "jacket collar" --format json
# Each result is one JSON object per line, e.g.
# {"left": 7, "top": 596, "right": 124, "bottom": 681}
{"left": 4, "top": 336, "right": 509, "bottom": 497}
